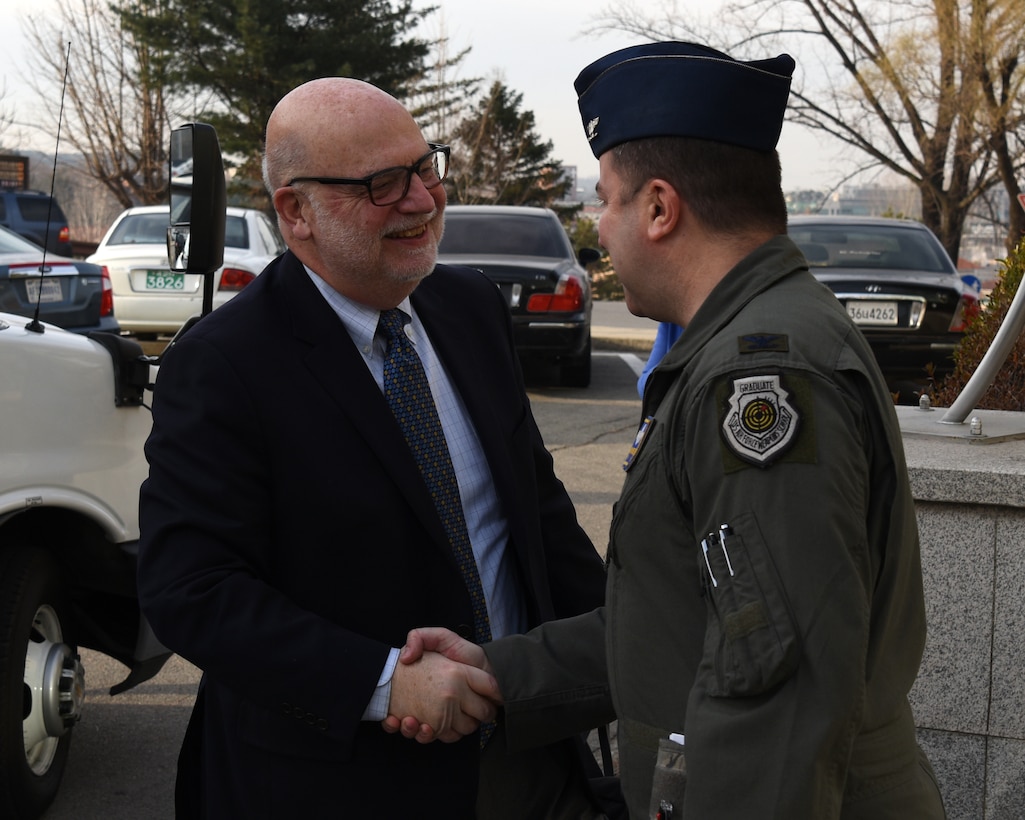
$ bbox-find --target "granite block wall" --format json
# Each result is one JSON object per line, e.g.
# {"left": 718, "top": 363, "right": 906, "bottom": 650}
{"left": 904, "top": 425, "right": 1025, "bottom": 820}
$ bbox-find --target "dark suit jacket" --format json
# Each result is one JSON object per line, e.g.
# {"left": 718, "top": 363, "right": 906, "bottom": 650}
{"left": 137, "top": 252, "right": 606, "bottom": 819}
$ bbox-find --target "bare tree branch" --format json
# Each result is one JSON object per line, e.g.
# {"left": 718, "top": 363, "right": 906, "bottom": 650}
{"left": 21, "top": 0, "right": 195, "bottom": 210}
{"left": 592, "top": 0, "right": 1025, "bottom": 257}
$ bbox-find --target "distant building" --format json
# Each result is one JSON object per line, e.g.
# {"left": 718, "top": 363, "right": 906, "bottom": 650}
{"left": 820, "top": 184, "right": 922, "bottom": 218}
{"left": 562, "top": 164, "right": 578, "bottom": 198}
{"left": 786, "top": 189, "right": 831, "bottom": 215}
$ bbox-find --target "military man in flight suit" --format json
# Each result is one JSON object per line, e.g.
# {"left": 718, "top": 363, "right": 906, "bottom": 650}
{"left": 392, "top": 41, "right": 947, "bottom": 820}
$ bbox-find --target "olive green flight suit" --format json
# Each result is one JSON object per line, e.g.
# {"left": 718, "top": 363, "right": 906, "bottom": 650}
{"left": 487, "top": 236, "right": 946, "bottom": 819}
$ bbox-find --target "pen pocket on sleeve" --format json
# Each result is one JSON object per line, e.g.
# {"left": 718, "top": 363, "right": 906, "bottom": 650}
{"left": 697, "top": 511, "right": 800, "bottom": 697}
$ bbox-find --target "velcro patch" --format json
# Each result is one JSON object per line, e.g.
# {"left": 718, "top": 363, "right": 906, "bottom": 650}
{"left": 721, "top": 374, "right": 799, "bottom": 466}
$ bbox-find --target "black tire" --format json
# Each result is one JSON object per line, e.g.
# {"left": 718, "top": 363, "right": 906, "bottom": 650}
{"left": 560, "top": 336, "right": 592, "bottom": 388}
{"left": 0, "top": 546, "right": 74, "bottom": 819}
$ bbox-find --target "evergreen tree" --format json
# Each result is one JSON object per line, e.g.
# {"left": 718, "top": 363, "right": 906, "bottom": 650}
{"left": 448, "top": 81, "right": 571, "bottom": 207}
{"left": 123, "top": 0, "right": 433, "bottom": 187}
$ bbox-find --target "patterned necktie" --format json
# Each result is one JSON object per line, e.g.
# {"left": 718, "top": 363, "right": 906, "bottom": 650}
{"left": 378, "top": 308, "right": 492, "bottom": 646}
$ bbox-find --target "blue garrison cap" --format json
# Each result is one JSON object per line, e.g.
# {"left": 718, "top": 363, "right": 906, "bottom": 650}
{"left": 575, "top": 41, "right": 795, "bottom": 157}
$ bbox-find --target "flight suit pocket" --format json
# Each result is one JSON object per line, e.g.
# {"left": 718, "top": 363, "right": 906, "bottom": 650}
{"left": 697, "top": 511, "right": 800, "bottom": 697}
{"left": 648, "top": 735, "right": 687, "bottom": 820}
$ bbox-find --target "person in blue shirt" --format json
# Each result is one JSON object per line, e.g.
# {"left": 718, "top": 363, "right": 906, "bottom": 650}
{"left": 638, "top": 322, "right": 684, "bottom": 396}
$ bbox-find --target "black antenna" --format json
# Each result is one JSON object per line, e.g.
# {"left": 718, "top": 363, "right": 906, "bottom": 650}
{"left": 27, "top": 41, "right": 72, "bottom": 334}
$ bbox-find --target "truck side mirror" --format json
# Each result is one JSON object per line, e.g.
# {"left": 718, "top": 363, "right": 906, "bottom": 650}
{"left": 168, "top": 123, "right": 226, "bottom": 278}
{"left": 159, "top": 123, "right": 228, "bottom": 353}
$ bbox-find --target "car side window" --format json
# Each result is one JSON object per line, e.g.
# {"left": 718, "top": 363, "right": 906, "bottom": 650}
{"left": 254, "top": 213, "right": 285, "bottom": 255}
{"left": 224, "top": 216, "right": 248, "bottom": 249}
{"left": 17, "top": 196, "right": 64, "bottom": 223}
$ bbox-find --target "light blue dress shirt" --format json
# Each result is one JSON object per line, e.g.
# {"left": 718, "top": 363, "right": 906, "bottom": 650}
{"left": 305, "top": 268, "right": 526, "bottom": 720}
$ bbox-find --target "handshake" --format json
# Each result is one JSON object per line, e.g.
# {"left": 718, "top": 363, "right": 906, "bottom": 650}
{"left": 382, "top": 627, "right": 501, "bottom": 743}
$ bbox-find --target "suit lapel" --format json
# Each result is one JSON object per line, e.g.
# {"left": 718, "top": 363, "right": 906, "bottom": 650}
{"left": 276, "top": 255, "right": 454, "bottom": 556}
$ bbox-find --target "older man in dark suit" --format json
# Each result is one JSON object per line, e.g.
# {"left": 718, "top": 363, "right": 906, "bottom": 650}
{"left": 137, "top": 77, "right": 606, "bottom": 819}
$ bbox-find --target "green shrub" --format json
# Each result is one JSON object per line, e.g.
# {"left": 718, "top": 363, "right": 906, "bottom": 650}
{"left": 933, "top": 239, "right": 1025, "bottom": 410}
{"left": 564, "top": 215, "right": 622, "bottom": 300}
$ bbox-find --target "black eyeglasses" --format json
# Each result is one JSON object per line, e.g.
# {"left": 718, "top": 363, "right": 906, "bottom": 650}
{"left": 286, "top": 144, "right": 450, "bottom": 206}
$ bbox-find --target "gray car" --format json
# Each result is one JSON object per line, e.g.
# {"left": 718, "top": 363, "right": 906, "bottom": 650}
{"left": 0, "top": 224, "right": 119, "bottom": 334}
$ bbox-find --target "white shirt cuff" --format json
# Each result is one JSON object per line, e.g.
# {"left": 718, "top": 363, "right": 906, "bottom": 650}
{"left": 362, "top": 647, "right": 400, "bottom": 721}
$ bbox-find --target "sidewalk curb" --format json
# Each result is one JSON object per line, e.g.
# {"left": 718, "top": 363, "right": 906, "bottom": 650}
{"left": 593, "top": 326, "right": 655, "bottom": 354}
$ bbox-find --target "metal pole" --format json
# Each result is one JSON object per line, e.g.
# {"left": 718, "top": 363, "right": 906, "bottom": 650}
{"left": 940, "top": 274, "right": 1025, "bottom": 423}
{"left": 942, "top": 206, "right": 1025, "bottom": 424}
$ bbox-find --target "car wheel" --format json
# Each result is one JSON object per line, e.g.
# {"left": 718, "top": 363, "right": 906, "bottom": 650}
{"left": 0, "top": 546, "right": 82, "bottom": 819}
{"left": 559, "top": 336, "right": 592, "bottom": 388}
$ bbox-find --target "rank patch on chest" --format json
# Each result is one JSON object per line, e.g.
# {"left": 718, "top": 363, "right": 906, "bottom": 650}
{"left": 721, "top": 374, "right": 799, "bottom": 465}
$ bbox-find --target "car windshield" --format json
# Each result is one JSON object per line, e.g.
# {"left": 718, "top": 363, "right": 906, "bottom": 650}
{"left": 790, "top": 224, "right": 954, "bottom": 274}
{"left": 107, "top": 213, "right": 168, "bottom": 245}
{"left": 108, "top": 212, "right": 249, "bottom": 249}
{"left": 0, "top": 225, "right": 46, "bottom": 254}
{"left": 439, "top": 214, "right": 568, "bottom": 257}
{"left": 17, "top": 196, "right": 64, "bottom": 222}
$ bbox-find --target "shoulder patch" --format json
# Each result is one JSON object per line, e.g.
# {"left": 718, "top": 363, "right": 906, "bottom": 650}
{"left": 737, "top": 333, "right": 789, "bottom": 354}
{"left": 721, "top": 374, "right": 799, "bottom": 466}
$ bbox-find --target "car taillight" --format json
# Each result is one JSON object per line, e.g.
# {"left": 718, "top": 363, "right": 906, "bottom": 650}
{"left": 949, "top": 292, "right": 980, "bottom": 332}
{"left": 58, "top": 226, "right": 70, "bottom": 244}
{"left": 527, "top": 274, "right": 585, "bottom": 313}
{"left": 100, "top": 266, "right": 114, "bottom": 316}
{"left": 219, "top": 268, "right": 256, "bottom": 291}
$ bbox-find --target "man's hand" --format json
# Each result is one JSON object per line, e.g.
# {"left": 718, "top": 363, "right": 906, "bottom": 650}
{"left": 386, "top": 648, "right": 499, "bottom": 744}
{"left": 382, "top": 628, "right": 503, "bottom": 743}
{"left": 401, "top": 627, "right": 494, "bottom": 674}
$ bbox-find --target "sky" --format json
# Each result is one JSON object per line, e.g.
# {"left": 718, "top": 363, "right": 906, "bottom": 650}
{"left": 414, "top": 0, "right": 835, "bottom": 191}
{"left": 3, "top": 0, "right": 836, "bottom": 192}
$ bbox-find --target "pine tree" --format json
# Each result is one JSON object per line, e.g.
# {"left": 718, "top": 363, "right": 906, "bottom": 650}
{"left": 447, "top": 81, "right": 571, "bottom": 208}
{"left": 123, "top": 0, "right": 431, "bottom": 180}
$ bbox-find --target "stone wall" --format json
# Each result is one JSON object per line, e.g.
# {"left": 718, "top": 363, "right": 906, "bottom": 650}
{"left": 900, "top": 409, "right": 1025, "bottom": 820}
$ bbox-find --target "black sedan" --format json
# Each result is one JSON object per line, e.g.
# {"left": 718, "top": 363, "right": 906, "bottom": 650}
{"left": 438, "top": 205, "right": 598, "bottom": 387}
{"left": 0, "top": 225, "right": 119, "bottom": 334}
{"left": 788, "top": 215, "right": 979, "bottom": 401}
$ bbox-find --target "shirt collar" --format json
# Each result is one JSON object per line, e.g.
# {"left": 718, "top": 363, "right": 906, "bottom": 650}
{"left": 302, "top": 264, "right": 413, "bottom": 357}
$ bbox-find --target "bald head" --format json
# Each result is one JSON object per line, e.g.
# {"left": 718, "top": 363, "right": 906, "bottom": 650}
{"left": 263, "top": 78, "right": 420, "bottom": 192}
{"left": 261, "top": 77, "right": 446, "bottom": 309}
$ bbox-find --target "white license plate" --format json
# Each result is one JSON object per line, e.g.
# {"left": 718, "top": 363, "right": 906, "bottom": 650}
{"left": 24, "top": 278, "right": 63, "bottom": 304}
{"left": 145, "top": 271, "right": 185, "bottom": 290}
{"left": 847, "top": 300, "right": 898, "bottom": 326}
